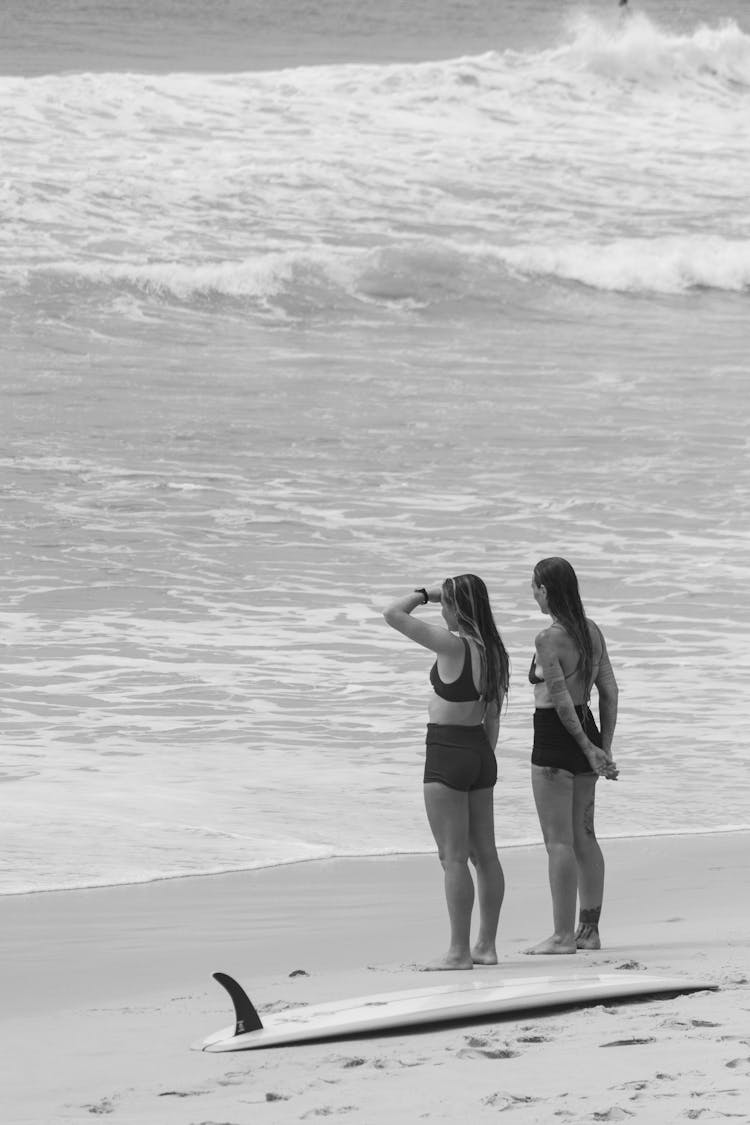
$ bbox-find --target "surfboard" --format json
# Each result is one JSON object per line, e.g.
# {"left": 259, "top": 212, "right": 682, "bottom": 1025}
{"left": 196, "top": 970, "right": 715, "bottom": 1052}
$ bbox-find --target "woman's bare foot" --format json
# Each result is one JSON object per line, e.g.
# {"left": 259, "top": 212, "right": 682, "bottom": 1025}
{"left": 576, "top": 923, "right": 601, "bottom": 950}
{"left": 420, "top": 952, "right": 474, "bottom": 971}
{"left": 524, "top": 934, "right": 576, "bottom": 955}
{"left": 471, "top": 944, "right": 498, "bottom": 965}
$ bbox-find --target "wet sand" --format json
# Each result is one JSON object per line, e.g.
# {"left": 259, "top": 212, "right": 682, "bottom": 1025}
{"left": 1, "top": 833, "right": 748, "bottom": 1123}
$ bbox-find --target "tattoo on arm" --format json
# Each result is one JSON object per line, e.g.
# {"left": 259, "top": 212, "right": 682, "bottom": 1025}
{"left": 595, "top": 648, "right": 618, "bottom": 751}
{"left": 547, "top": 673, "right": 588, "bottom": 747}
{"left": 537, "top": 632, "right": 588, "bottom": 748}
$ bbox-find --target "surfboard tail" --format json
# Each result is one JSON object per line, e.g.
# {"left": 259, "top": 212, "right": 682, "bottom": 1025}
{"left": 213, "top": 971, "right": 264, "bottom": 1036}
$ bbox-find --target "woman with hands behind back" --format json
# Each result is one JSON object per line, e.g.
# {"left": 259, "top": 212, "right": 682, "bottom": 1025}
{"left": 526, "top": 557, "right": 619, "bottom": 956}
{"left": 383, "top": 575, "right": 509, "bottom": 970}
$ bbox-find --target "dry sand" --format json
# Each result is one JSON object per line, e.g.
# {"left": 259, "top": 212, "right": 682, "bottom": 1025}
{"left": 1, "top": 832, "right": 748, "bottom": 1124}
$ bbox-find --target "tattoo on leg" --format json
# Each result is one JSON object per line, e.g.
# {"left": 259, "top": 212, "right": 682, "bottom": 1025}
{"left": 576, "top": 905, "right": 602, "bottom": 949}
{"left": 583, "top": 798, "right": 596, "bottom": 837}
{"left": 541, "top": 767, "right": 559, "bottom": 780}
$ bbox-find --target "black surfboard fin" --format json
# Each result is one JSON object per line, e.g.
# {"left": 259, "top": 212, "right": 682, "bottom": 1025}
{"left": 213, "top": 971, "right": 264, "bottom": 1036}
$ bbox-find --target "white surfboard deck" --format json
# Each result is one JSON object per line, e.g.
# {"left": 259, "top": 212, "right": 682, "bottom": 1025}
{"left": 197, "top": 971, "right": 714, "bottom": 1052}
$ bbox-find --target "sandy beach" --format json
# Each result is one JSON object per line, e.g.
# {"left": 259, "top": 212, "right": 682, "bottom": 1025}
{"left": 4, "top": 4, "right": 750, "bottom": 1122}
{"left": 2, "top": 832, "right": 748, "bottom": 1124}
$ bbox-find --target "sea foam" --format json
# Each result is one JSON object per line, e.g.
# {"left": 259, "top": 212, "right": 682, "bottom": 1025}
{"left": 1, "top": 14, "right": 748, "bottom": 314}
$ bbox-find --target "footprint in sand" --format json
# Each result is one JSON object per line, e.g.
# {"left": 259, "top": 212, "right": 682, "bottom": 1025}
{"left": 621, "top": 1083, "right": 687, "bottom": 1105}
{"left": 457, "top": 1045, "right": 520, "bottom": 1060}
{"left": 216, "top": 1074, "right": 249, "bottom": 1087}
{"left": 688, "top": 1087, "right": 743, "bottom": 1099}
{"left": 82, "top": 1097, "right": 118, "bottom": 1115}
{"left": 725, "top": 1056, "right": 750, "bottom": 1072}
{"left": 458, "top": 1035, "right": 519, "bottom": 1059}
{"left": 600, "top": 1037, "right": 656, "bottom": 1048}
{"left": 158, "top": 1090, "right": 207, "bottom": 1098}
{"left": 661, "top": 1018, "right": 720, "bottom": 1030}
{"left": 591, "top": 1109, "right": 635, "bottom": 1121}
{"left": 355, "top": 1055, "right": 425, "bottom": 1070}
{"left": 263, "top": 999, "right": 310, "bottom": 1013}
{"left": 301, "top": 1107, "right": 356, "bottom": 1119}
{"left": 482, "top": 1092, "right": 539, "bottom": 1109}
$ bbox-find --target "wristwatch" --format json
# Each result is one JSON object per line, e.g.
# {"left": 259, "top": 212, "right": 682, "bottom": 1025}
{"left": 414, "top": 587, "right": 429, "bottom": 604}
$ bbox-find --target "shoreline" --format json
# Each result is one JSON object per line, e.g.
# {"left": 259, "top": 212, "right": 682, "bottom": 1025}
{"left": 4, "top": 823, "right": 749, "bottom": 900}
{"left": 1, "top": 832, "right": 749, "bottom": 1122}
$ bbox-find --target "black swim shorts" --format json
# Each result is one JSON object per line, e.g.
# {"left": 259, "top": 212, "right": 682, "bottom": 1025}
{"left": 424, "top": 723, "right": 497, "bottom": 791}
{"left": 531, "top": 706, "right": 601, "bottom": 776}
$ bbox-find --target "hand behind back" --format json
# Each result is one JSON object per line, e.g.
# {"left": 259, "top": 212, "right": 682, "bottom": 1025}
{"left": 585, "top": 743, "right": 619, "bottom": 780}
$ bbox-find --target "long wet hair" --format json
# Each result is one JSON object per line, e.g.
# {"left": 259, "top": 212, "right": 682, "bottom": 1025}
{"left": 533, "top": 557, "right": 593, "bottom": 699}
{"left": 441, "top": 574, "right": 510, "bottom": 710}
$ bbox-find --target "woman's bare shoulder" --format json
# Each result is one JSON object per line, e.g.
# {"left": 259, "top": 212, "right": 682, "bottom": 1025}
{"left": 535, "top": 625, "right": 562, "bottom": 652}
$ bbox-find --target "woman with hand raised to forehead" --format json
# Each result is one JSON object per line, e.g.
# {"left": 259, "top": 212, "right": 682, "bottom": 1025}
{"left": 383, "top": 575, "right": 510, "bottom": 970}
{"left": 526, "top": 557, "right": 619, "bottom": 956}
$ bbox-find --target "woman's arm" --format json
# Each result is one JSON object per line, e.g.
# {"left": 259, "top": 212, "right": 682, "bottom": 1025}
{"left": 594, "top": 638, "right": 619, "bottom": 754}
{"left": 382, "top": 586, "right": 461, "bottom": 655}
{"left": 483, "top": 699, "right": 500, "bottom": 751}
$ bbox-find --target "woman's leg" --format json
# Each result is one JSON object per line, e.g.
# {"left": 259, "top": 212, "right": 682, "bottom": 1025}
{"left": 573, "top": 773, "right": 604, "bottom": 949}
{"left": 468, "top": 787, "right": 504, "bottom": 964}
{"left": 526, "top": 765, "right": 577, "bottom": 955}
{"left": 423, "top": 782, "right": 474, "bottom": 969}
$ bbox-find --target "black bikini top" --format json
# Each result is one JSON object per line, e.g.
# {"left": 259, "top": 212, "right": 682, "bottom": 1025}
{"left": 431, "top": 637, "right": 481, "bottom": 702}
{"left": 528, "top": 656, "right": 545, "bottom": 685}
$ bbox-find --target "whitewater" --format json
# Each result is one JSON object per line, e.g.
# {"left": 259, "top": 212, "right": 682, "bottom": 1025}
{"left": 1, "top": 12, "right": 749, "bottom": 314}
{"left": 1, "top": 5, "right": 749, "bottom": 894}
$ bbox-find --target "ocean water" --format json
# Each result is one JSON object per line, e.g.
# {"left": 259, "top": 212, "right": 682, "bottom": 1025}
{"left": 2, "top": 0, "right": 749, "bottom": 895}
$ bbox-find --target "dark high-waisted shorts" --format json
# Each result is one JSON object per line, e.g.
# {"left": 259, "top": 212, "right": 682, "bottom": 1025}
{"left": 424, "top": 724, "right": 497, "bottom": 792}
{"left": 532, "top": 706, "right": 602, "bottom": 776}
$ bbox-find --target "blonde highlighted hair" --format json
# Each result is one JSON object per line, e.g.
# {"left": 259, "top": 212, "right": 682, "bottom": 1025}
{"left": 441, "top": 574, "right": 509, "bottom": 709}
